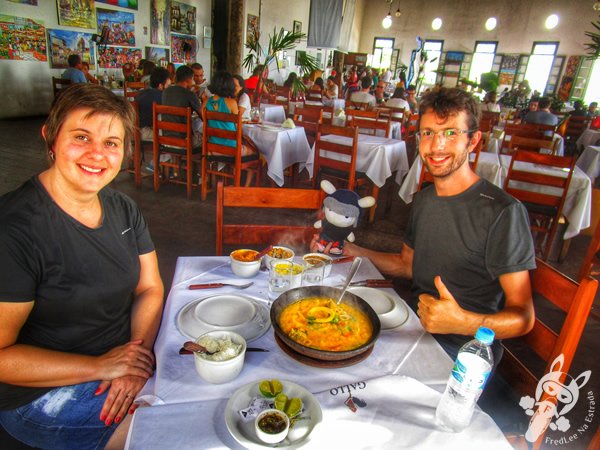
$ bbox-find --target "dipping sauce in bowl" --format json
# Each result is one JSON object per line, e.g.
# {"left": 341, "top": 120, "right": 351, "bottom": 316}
{"left": 231, "top": 249, "right": 259, "bottom": 262}
{"left": 230, "top": 249, "right": 261, "bottom": 278}
{"left": 255, "top": 409, "right": 289, "bottom": 444}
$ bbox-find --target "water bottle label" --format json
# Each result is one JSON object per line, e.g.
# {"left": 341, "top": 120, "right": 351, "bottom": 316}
{"left": 451, "top": 352, "right": 491, "bottom": 391}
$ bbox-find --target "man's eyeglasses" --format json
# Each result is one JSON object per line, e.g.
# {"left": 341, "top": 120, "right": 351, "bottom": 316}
{"left": 417, "top": 129, "right": 475, "bottom": 141}
{"left": 376, "top": 85, "right": 385, "bottom": 89}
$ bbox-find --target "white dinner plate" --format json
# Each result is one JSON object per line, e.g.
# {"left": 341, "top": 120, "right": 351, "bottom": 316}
{"left": 225, "top": 380, "right": 322, "bottom": 449}
{"left": 176, "top": 294, "right": 271, "bottom": 342}
{"left": 348, "top": 287, "right": 409, "bottom": 329}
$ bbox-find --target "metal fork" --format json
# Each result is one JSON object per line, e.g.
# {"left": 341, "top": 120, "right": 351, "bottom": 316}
{"left": 188, "top": 282, "right": 254, "bottom": 290}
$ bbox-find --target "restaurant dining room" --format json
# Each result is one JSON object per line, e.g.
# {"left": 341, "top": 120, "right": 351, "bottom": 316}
{"left": 1, "top": 0, "right": 600, "bottom": 449}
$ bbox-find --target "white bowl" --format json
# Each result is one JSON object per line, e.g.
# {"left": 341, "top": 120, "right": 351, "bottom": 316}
{"left": 302, "top": 253, "right": 333, "bottom": 278}
{"left": 230, "top": 249, "right": 261, "bottom": 278}
{"left": 255, "top": 408, "right": 290, "bottom": 444}
{"left": 348, "top": 287, "right": 408, "bottom": 329}
{"left": 263, "top": 246, "right": 295, "bottom": 270}
{"left": 193, "top": 331, "right": 247, "bottom": 384}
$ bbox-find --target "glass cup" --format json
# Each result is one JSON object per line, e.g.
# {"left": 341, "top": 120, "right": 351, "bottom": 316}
{"left": 250, "top": 107, "right": 260, "bottom": 123}
{"left": 268, "top": 260, "right": 293, "bottom": 299}
{"left": 302, "top": 261, "right": 325, "bottom": 286}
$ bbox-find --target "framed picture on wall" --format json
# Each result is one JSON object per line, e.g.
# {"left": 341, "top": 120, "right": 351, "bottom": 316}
{"left": 293, "top": 20, "right": 301, "bottom": 34}
{"left": 57, "top": 0, "right": 96, "bottom": 29}
{"left": 247, "top": 14, "right": 259, "bottom": 40}
{"left": 203, "top": 26, "right": 212, "bottom": 38}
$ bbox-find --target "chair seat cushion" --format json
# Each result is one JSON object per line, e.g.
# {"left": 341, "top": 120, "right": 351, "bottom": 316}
{"left": 522, "top": 201, "right": 558, "bottom": 218}
{"left": 159, "top": 144, "right": 202, "bottom": 155}
{"left": 207, "top": 153, "right": 259, "bottom": 163}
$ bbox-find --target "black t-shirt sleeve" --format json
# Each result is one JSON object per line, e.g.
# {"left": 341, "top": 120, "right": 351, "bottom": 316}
{"left": 0, "top": 226, "right": 37, "bottom": 302}
{"left": 485, "top": 201, "right": 536, "bottom": 278}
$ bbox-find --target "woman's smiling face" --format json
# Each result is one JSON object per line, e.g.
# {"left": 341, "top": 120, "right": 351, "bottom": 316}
{"left": 46, "top": 108, "right": 125, "bottom": 196}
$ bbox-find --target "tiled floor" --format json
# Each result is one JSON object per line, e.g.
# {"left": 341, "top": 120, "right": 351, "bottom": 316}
{"left": 1, "top": 116, "right": 598, "bottom": 449}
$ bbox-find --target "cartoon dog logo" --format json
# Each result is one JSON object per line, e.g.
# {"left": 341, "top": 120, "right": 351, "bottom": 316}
{"left": 519, "top": 354, "right": 591, "bottom": 443}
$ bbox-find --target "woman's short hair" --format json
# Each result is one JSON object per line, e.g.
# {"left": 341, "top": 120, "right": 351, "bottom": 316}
{"left": 208, "top": 71, "right": 236, "bottom": 98}
{"left": 418, "top": 87, "right": 480, "bottom": 136}
{"left": 233, "top": 74, "right": 246, "bottom": 99}
{"left": 44, "top": 84, "right": 136, "bottom": 159}
{"left": 392, "top": 87, "right": 405, "bottom": 99}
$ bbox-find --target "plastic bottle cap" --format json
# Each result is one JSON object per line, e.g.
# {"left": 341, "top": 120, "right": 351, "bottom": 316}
{"left": 475, "top": 326, "right": 495, "bottom": 345}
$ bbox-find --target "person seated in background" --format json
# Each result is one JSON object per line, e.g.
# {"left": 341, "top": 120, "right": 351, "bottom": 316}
{"left": 245, "top": 65, "right": 269, "bottom": 96}
{"left": 481, "top": 91, "right": 501, "bottom": 112}
{"left": 233, "top": 74, "right": 251, "bottom": 121}
{"left": 204, "top": 71, "right": 257, "bottom": 186}
{"left": 570, "top": 100, "right": 588, "bottom": 117}
{"left": 61, "top": 54, "right": 87, "bottom": 84}
{"left": 405, "top": 84, "right": 418, "bottom": 113}
{"left": 523, "top": 96, "right": 558, "bottom": 126}
{"left": 191, "top": 63, "right": 207, "bottom": 99}
{"left": 302, "top": 74, "right": 314, "bottom": 90}
{"left": 166, "top": 62, "right": 176, "bottom": 84}
{"left": 349, "top": 76, "right": 376, "bottom": 109}
{"left": 313, "top": 87, "right": 535, "bottom": 362}
{"left": 374, "top": 80, "right": 387, "bottom": 104}
{"left": 323, "top": 76, "right": 339, "bottom": 104}
{"left": 136, "top": 67, "right": 171, "bottom": 140}
{"left": 81, "top": 61, "right": 99, "bottom": 84}
{"left": 140, "top": 60, "right": 156, "bottom": 85}
{"left": 344, "top": 65, "right": 359, "bottom": 98}
{"left": 0, "top": 83, "right": 164, "bottom": 450}
{"left": 588, "top": 101, "right": 598, "bottom": 118}
{"left": 283, "top": 72, "right": 298, "bottom": 89}
{"left": 309, "top": 77, "right": 324, "bottom": 97}
{"left": 122, "top": 62, "right": 135, "bottom": 82}
{"left": 162, "top": 65, "right": 203, "bottom": 146}
{"left": 134, "top": 59, "right": 147, "bottom": 81}
{"left": 385, "top": 87, "right": 411, "bottom": 118}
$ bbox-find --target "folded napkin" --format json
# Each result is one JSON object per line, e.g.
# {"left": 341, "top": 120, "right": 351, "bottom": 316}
{"left": 335, "top": 108, "right": 346, "bottom": 117}
{"left": 310, "top": 375, "right": 511, "bottom": 449}
{"left": 282, "top": 118, "right": 296, "bottom": 129}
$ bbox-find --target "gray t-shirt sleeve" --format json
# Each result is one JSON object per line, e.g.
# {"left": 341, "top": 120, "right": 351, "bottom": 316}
{"left": 485, "top": 201, "right": 536, "bottom": 278}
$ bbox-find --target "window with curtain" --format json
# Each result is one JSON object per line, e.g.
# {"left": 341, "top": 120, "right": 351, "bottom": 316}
{"left": 372, "top": 38, "right": 394, "bottom": 69}
{"left": 468, "top": 41, "right": 497, "bottom": 84}
{"left": 423, "top": 40, "right": 443, "bottom": 86}
{"left": 524, "top": 42, "right": 558, "bottom": 95}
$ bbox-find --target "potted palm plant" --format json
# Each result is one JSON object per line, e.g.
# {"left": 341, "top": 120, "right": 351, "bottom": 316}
{"left": 243, "top": 26, "right": 319, "bottom": 104}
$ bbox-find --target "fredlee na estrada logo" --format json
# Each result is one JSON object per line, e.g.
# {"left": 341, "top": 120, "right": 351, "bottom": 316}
{"left": 519, "top": 354, "right": 595, "bottom": 446}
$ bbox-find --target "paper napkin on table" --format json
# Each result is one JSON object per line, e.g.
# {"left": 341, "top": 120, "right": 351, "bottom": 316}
{"left": 282, "top": 118, "right": 296, "bottom": 129}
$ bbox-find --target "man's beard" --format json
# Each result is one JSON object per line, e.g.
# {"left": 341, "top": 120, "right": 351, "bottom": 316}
{"left": 421, "top": 143, "right": 470, "bottom": 179}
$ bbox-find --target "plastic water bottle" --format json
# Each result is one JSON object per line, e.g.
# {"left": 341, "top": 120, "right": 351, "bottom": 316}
{"left": 435, "top": 327, "right": 495, "bottom": 432}
{"left": 102, "top": 71, "right": 109, "bottom": 86}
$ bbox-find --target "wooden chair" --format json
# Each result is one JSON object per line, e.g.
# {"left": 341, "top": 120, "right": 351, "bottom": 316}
{"left": 417, "top": 139, "right": 483, "bottom": 191}
{"left": 201, "top": 109, "right": 261, "bottom": 200}
{"left": 312, "top": 123, "right": 379, "bottom": 222}
{"left": 480, "top": 110, "right": 501, "bottom": 128}
{"left": 564, "top": 116, "right": 591, "bottom": 152}
{"left": 498, "top": 258, "right": 597, "bottom": 449}
{"left": 345, "top": 108, "right": 379, "bottom": 121}
{"left": 293, "top": 106, "right": 322, "bottom": 147}
{"left": 350, "top": 115, "right": 391, "bottom": 138}
{"left": 508, "top": 135, "right": 558, "bottom": 156}
{"left": 349, "top": 100, "right": 371, "bottom": 111}
{"left": 503, "top": 150, "right": 576, "bottom": 260}
{"left": 501, "top": 125, "right": 551, "bottom": 154}
{"left": 124, "top": 81, "right": 146, "bottom": 101}
{"left": 306, "top": 90, "right": 323, "bottom": 102}
{"left": 129, "top": 100, "right": 152, "bottom": 187}
{"left": 152, "top": 103, "right": 202, "bottom": 199}
{"left": 577, "top": 216, "right": 600, "bottom": 281}
{"left": 52, "top": 76, "right": 71, "bottom": 99}
{"left": 215, "top": 181, "right": 325, "bottom": 255}
{"left": 379, "top": 106, "right": 405, "bottom": 124}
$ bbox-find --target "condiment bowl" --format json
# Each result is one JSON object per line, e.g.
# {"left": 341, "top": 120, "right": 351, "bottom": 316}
{"left": 263, "top": 246, "right": 295, "bottom": 270}
{"left": 302, "top": 253, "right": 333, "bottom": 278}
{"left": 193, "top": 331, "right": 247, "bottom": 384}
{"left": 255, "top": 408, "right": 290, "bottom": 444}
{"left": 230, "top": 249, "right": 261, "bottom": 278}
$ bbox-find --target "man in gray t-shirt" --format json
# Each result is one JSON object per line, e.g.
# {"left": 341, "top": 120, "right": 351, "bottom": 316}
{"left": 314, "top": 87, "right": 536, "bottom": 359}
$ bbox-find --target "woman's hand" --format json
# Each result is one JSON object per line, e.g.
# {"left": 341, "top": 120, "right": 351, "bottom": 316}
{"left": 96, "top": 374, "right": 147, "bottom": 426}
{"left": 96, "top": 339, "right": 155, "bottom": 381}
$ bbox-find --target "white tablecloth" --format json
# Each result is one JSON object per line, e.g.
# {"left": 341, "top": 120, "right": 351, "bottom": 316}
{"left": 576, "top": 145, "right": 600, "bottom": 182}
{"left": 576, "top": 128, "right": 600, "bottom": 151}
{"left": 302, "top": 134, "right": 409, "bottom": 188}
{"left": 498, "top": 155, "right": 592, "bottom": 239}
{"left": 398, "top": 152, "right": 502, "bottom": 204}
{"left": 259, "top": 104, "right": 286, "bottom": 123}
{"left": 125, "top": 256, "right": 510, "bottom": 450}
{"left": 242, "top": 123, "right": 312, "bottom": 187}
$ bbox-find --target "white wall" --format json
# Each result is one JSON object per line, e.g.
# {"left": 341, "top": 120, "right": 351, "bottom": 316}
{"left": 0, "top": 0, "right": 212, "bottom": 118}
{"left": 357, "top": 0, "right": 593, "bottom": 67}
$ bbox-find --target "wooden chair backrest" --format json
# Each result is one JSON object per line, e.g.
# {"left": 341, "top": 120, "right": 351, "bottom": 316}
{"left": 503, "top": 150, "right": 576, "bottom": 260}
{"left": 508, "top": 135, "right": 558, "bottom": 155}
{"left": 153, "top": 103, "right": 193, "bottom": 151}
{"left": 350, "top": 116, "right": 391, "bottom": 137}
{"left": 498, "top": 258, "right": 597, "bottom": 448}
{"left": 378, "top": 106, "right": 405, "bottom": 123}
{"left": 306, "top": 90, "right": 323, "bottom": 101}
{"left": 345, "top": 108, "right": 379, "bottom": 120}
{"left": 202, "top": 109, "right": 242, "bottom": 159}
{"left": 293, "top": 107, "right": 323, "bottom": 146}
{"left": 349, "top": 100, "right": 371, "bottom": 111}
{"left": 501, "top": 125, "right": 550, "bottom": 152}
{"left": 478, "top": 118, "right": 493, "bottom": 133}
{"left": 480, "top": 110, "right": 501, "bottom": 127}
{"left": 556, "top": 115, "right": 569, "bottom": 137}
{"left": 215, "top": 181, "right": 325, "bottom": 255}
{"left": 52, "top": 76, "right": 71, "bottom": 98}
{"left": 565, "top": 115, "right": 591, "bottom": 138}
{"left": 124, "top": 81, "right": 146, "bottom": 101}
{"left": 314, "top": 123, "right": 359, "bottom": 188}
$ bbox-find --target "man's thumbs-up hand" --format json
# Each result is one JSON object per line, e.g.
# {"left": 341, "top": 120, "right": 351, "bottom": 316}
{"left": 417, "top": 276, "right": 466, "bottom": 334}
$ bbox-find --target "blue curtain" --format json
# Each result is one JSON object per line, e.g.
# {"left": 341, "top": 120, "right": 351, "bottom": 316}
{"left": 308, "top": 0, "right": 343, "bottom": 48}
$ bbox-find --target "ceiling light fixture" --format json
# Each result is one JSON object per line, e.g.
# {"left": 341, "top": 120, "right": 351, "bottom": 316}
{"left": 382, "top": 0, "right": 393, "bottom": 29}
{"left": 545, "top": 14, "right": 559, "bottom": 29}
{"left": 432, "top": 17, "right": 442, "bottom": 31}
{"left": 395, "top": 0, "right": 401, "bottom": 17}
{"left": 485, "top": 17, "right": 497, "bottom": 31}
